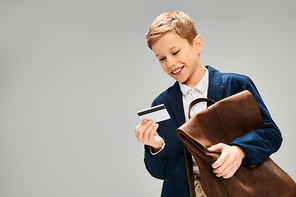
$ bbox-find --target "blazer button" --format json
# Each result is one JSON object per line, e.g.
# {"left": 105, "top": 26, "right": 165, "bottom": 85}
{"left": 182, "top": 176, "right": 188, "bottom": 183}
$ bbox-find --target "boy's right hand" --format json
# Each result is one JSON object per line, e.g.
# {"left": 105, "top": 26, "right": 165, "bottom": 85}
{"left": 135, "top": 120, "right": 164, "bottom": 153}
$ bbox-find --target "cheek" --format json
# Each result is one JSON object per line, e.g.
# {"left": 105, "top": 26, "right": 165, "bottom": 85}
{"left": 160, "top": 63, "right": 169, "bottom": 73}
{"left": 178, "top": 51, "right": 190, "bottom": 62}
{"left": 186, "top": 51, "right": 198, "bottom": 65}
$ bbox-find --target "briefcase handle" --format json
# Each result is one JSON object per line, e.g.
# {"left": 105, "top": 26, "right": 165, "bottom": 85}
{"left": 188, "top": 98, "right": 216, "bottom": 119}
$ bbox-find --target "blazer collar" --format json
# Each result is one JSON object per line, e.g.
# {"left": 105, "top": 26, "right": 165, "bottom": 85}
{"left": 206, "top": 65, "right": 224, "bottom": 103}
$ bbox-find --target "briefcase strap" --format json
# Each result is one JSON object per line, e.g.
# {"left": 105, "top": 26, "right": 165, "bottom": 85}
{"left": 188, "top": 98, "right": 216, "bottom": 119}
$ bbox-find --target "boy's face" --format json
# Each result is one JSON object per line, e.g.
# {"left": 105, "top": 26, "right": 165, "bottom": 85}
{"left": 151, "top": 32, "right": 204, "bottom": 88}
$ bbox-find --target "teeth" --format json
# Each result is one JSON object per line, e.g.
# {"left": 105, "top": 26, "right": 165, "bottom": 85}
{"left": 172, "top": 67, "right": 183, "bottom": 74}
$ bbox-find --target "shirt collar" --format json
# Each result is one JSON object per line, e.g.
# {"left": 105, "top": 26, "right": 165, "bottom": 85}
{"left": 179, "top": 67, "right": 209, "bottom": 95}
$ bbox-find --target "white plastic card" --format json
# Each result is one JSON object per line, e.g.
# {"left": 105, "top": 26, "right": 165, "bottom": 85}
{"left": 137, "top": 104, "right": 171, "bottom": 123}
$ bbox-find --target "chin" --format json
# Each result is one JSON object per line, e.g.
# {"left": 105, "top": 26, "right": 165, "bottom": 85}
{"left": 176, "top": 79, "right": 187, "bottom": 84}
{"left": 171, "top": 74, "right": 188, "bottom": 84}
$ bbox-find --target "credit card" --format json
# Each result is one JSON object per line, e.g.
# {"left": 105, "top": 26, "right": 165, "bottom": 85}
{"left": 137, "top": 104, "right": 171, "bottom": 123}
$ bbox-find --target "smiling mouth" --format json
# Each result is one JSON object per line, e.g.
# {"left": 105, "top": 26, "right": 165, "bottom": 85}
{"left": 171, "top": 66, "right": 184, "bottom": 74}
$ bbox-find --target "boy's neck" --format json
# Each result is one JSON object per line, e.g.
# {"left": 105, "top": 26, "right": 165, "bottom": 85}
{"left": 184, "top": 65, "right": 206, "bottom": 88}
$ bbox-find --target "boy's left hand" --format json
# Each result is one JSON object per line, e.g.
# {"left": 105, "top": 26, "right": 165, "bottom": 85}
{"left": 207, "top": 143, "right": 246, "bottom": 179}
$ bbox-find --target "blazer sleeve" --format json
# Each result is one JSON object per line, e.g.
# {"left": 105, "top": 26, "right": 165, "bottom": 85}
{"left": 229, "top": 76, "right": 283, "bottom": 166}
{"left": 143, "top": 100, "right": 168, "bottom": 180}
{"left": 144, "top": 143, "right": 167, "bottom": 180}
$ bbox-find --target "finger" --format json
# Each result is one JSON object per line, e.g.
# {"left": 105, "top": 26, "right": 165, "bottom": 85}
{"left": 214, "top": 162, "right": 231, "bottom": 178}
{"left": 212, "top": 158, "right": 225, "bottom": 170}
{"left": 142, "top": 121, "right": 159, "bottom": 144}
{"left": 224, "top": 165, "right": 239, "bottom": 179}
{"left": 135, "top": 123, "right": 142, "bottom": 137}
{"left": 152, "top": 123, "right": 159, "bottom": 134}
{"left": 210, "top": 143, "right": 231, "bottom": 169}
{"left": 136, "top": 121, "right": 153, "bottom": 143}
{"left": 219, "top": 164, "right": 237, "bottom": 179}
{"left": 140, "top": 119, "right": 148, "bottom": 126}
{"left": 213, "top": 156, "right": 234, "bottom": 172}
{"left": 223, "top": 156, "right": 242, "bottom": 179}
{"left": 211, "top": 151, "right": 227, "bottom": 169}
{"left": 135, "top": 120, "right": 148, "bottom": 136}
{"left": 207, "top": 143, "right": 225, "bottom": 152}
{"left": 142, "top": 123, "right": 155, "bottom": 143}
{"left": 148, "top": 123, "right": 159, "bottom": 141}
{"left": 139, "top": 120, "right": 153, "bottom": 133}
{"left": 213, "top": 158, "right": 229, "bottom": 174}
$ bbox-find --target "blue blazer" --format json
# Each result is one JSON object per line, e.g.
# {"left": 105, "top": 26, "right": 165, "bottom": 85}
{"left": 144, "top": 66, "right": 282, "bottom": 197}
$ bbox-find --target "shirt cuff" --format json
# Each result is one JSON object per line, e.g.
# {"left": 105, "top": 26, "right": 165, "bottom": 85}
{"left": 150, "top": 141, "right": 166, "bottom": 155}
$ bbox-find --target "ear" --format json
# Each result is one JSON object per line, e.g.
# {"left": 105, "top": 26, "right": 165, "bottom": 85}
{"left": 194, "top": 35, "right": 203, "bottom": 54}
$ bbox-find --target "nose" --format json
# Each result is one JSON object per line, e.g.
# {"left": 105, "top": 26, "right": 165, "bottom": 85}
{"left": 166, "top": 56, "right": 176, "bottom": 67}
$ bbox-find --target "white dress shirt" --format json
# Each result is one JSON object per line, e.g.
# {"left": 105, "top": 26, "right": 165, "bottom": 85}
{"left": 179, "top": 67, "right": 209, "bottom": 174}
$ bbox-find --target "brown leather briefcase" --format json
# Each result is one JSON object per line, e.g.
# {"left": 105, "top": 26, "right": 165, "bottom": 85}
{"left": 176, "top": 90, "right": 296, "bottom": 197}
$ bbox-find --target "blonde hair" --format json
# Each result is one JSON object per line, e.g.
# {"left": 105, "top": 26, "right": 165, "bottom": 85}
{"left": 145, "top": 11, "right": 198, "bottom": 49}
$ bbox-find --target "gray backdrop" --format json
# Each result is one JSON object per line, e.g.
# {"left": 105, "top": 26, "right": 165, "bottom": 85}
{"left": 1, "top": 0, "right": 295, "bottom": 196}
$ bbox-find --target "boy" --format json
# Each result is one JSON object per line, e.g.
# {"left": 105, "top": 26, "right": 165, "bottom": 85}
{"left": 134, "top": 11, "right": 282, "bottom": 197}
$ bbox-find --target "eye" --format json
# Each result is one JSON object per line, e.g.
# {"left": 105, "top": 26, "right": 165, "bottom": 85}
{"left": 173, "top": 50, "right": 180, "bottom": 55}
{"left": 159, "top": 57, "right": 166, "bottom": 62}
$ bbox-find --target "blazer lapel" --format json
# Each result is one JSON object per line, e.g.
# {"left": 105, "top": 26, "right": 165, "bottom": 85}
{"left": 206, "top": 65, "right": 224, "bottom": 104}
{"left": 167, "top": 82, "right": 186, "bottom": 127}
